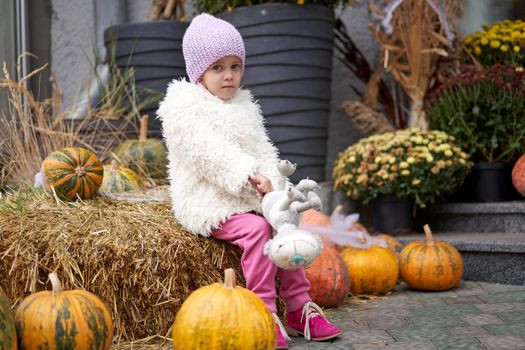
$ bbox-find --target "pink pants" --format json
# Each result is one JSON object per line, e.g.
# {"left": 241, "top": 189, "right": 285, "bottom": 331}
{"left": 211, "top": 212, "right": 311, "bottom": 313}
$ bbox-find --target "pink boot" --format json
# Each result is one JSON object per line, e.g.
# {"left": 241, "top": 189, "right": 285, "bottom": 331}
{"left": 273, "top": 313, "right": 290, "bottom": 349}
{"left": 285, "top": 301, "right": 342, "bottom": 341}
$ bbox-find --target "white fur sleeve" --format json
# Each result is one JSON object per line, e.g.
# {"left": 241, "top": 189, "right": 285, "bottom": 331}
{"left": 165, "top": 122, "right": 257, "bottom": 196}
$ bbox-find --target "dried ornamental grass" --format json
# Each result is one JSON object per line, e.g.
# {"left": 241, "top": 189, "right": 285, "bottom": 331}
{"left": 0, "top": 189, "right": 243, "bottom": 342}
{"left": 369, "top": 0, "right": 462, "bottom": 130}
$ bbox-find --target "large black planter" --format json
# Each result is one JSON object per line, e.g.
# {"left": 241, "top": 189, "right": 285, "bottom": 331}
{"left": 104, "top": 21, "right": 189, "bottom": 138}
{"left": 218, "top": 4, "right": 335, "bottom": 182}
{"left": 371, "top": 195, "right": 414, "bottom": 234}
{"left": 451, "top": 162, "right": 520, "bottom": 202}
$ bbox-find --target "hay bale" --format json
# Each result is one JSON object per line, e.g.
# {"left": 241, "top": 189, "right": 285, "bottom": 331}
{"left": 0, "top": 190, "right": 243, "bottom": 341}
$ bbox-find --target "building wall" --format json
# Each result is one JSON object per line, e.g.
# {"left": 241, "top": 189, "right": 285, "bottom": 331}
{"left": 51, "top": 0, "right": 96, "bottom": 106}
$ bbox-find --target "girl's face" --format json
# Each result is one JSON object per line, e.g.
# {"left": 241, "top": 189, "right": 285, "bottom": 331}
{"left": 199, "top": 55, "right": 242, "bottom": 101}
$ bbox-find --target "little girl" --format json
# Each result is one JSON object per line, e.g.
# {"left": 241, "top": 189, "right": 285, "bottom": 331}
{"left": 157, "top": 13, "right": 341, "bottom": 349}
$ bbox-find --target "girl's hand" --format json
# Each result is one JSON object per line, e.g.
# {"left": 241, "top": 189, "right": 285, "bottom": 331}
{"left": 248, "top": 172, "right": 274, "bottom": 196}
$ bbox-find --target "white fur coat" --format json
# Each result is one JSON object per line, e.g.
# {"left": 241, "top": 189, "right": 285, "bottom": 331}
{"left": 156, "top": 79, "right": 281, "bottom": 236}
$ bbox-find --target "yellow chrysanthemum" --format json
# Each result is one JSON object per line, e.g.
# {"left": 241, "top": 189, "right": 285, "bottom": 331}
{"left": 490, "top": 40, "right": 501, "bottom": 48}
{"left": 514, "top": 45, "right": 521, "bottom": 53}
{"left": 474, "top": 46, "right": 482, "bottom": 55}
{"left": 501, "top": 44, "right": 509, "bottom": 52}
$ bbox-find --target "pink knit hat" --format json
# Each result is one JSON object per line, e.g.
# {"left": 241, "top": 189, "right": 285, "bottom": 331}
{"left": 182, "top": 14, "right": 246, "bottom": 84}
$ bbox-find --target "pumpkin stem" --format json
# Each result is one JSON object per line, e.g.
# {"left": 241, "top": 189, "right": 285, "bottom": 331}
{"left": 223, "top": 268, "right": 236, "bottom": 289}
{"left": 139, "top": 115, "right": 149, "bottom": 143}
{"left": 358, "top": 232, "right": 366, "bottom": 244}
{"left": 48, "top": 272, "right": 63, "bottom": 296}
{"left": 423, "top": 224, "right": 435, "bottom": 246}
{"left": 74, "top": 165, "right": 86, "bottom": 177}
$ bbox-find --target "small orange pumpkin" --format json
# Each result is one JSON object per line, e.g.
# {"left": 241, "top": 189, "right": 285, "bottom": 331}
{"left": 15, "top": 273, "right": 113, "bottom": 350}
{"left": 305, "top": 236, "right": 351, "bottom": 307}
{"left": 340, "top": 235, "right": 399, "bottom": 295}
{"left": 512, "top": 154, "right": 525, "bottom": 197}
{"left": 172, "top": 268, "right": 275, "bottom": 350}
{"left": 399, "top": 225, "right": 464, "bottom": 291}
{"left": 299, "top": 209, "right": 332, "bottom": 227}
{"left": 376, "top": 234, "right": 403, "bottom": 257}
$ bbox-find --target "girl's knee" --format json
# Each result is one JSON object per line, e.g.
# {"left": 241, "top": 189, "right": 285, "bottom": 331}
{"left": 247, "top": 214, "right": 273, "bottom": 240}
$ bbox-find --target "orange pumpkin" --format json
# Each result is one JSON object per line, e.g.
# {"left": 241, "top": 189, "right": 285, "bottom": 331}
{"left": 15, "top": 273, "right": 113, "bottom": 350}
{"left": 300, "top": 209, "right": 332, "bottom": 227}
{"left": 340, "top": 241, "right": 398, "bottom": 295}
{"left": 305, "top": 237, "right": 351, "bottom": 307}
{"left": 376, "top": 234, "right": 403, "bottom": 257}
{"left": 512, "top": 154, "right": 525, "bottom": 197}
{"left": 399, "top": 225, "right": 464, "bottom": 291}
{"left": 172, "top": 269, "right": 275, "bottom": 350}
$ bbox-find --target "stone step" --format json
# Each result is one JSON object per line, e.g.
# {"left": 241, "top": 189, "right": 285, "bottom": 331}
{"left": 396, "top": 232, "right": 525, "bottom": 286}
{"left": 422, "top": 201, "right": 525, "bottom": 234}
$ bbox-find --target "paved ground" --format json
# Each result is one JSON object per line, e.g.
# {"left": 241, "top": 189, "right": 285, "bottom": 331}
{"left": 289, "top": 281, "right": 525, "bottom": 350}
{"left": 112, "top": 280, "right": 525, "bottom": 349}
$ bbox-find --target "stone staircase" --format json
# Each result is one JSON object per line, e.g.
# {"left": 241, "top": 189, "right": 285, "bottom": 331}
{"left": 397, "top": 201, "right": 525, "bottom": 286}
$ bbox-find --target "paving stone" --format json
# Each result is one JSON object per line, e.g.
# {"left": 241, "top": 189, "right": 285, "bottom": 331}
{"left": 475, "top": 302, "right": 525, "bottom": 313}
{"left": 331, "top": 317, "right": 370, "bottom": 331}
{"left": 387, "top": 326, "right": 447, "bottom": 341}
{"left": 288, "top": 337, "right": 350, "bottom": 349}
{"left": 413, "top": 304, "right": 481, "bottom": 317}
{"left": 404, "top": 289, "right": 459, "bottom": 298}
{"left": 459, "top": 314, "right": 504, "bottom": 326}
{"left": 455, "top": 288, "right": 487, "bottom": 296}
{"left": 415, "top": 297, "right": 447, "bottom": 306}
{"left": 447, "top": 325, "right": 491, "bottom": 338}
{"left": 457, "top": 281, "right": 482, "bottom": 289}
{"left": 478, "top": 335, "right": 525, "bottom": 350}
{"left": 352, "top": 340, "right": 436, "bottom": 349}
{"left": 365, "top": 315, "right": 409, "bottom": 330}
{"left": 483, "top": 322, "right": 525, "bottom": 336}
{"left": 340, "top": 329, "right": 393, "bottom": 344}
{"left": 408, "top": 315, "right": 466, "bottom": 328}
{"left": 442, "top": 296, "right": 484, "bottom": 305}
{"left": 347, "top": 308, "right": 414, "bottom": 320}
{"left": 478, "top": 291, "right": 525, "bottom": 303}
{"left": 478, "top": 282, "right": 525, "bottom": 294}
{"left": 432, "top": 337, "right": 486, "bottom": 350}
{"left": 497, "top": 311, "right": 525, "bottom": 323}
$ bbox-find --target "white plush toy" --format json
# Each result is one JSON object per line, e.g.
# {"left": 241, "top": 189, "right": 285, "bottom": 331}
{"left": 262, "top": 160, "right": 323, "bottom": 270}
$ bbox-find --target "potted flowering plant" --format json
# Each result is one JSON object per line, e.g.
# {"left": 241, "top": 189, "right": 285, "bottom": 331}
{"left": 190, "top": 0, "right": 348, "bottom": 182}
{"left": 464, "top": 19, "right": 525, "bottom": 67}
{"left": 333, "top": 129, "right": 473, "bottom": 233}
{"left": 426, "top": 64, "right": 525, "bottom": 201}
